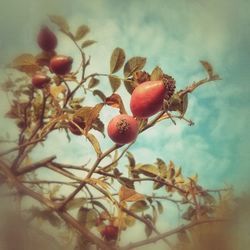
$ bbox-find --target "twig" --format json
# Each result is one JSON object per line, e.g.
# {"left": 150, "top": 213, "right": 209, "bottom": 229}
{"left": 0, "top": 138, "right": 45, "bottom": 157}
{"left": 16, "top": 155, "right": 56, "bottom": 175}
{"left": 121, "top": 218, "right": 228, "bottom": 250}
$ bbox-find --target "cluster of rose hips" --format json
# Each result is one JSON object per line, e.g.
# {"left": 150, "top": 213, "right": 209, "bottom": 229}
{"left": 32, "top": 26, "right": 73, "bottom": 89}
{"left": 32, "top": 26, "right": 81, "bottom": 132}
{"left": 107, "top": 79, "right": 172, "bottom": 145}
{"left": 32, "top": 25, "right": 175, "bottom": 141}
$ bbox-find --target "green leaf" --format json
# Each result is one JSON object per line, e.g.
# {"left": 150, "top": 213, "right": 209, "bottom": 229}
{"left": 156, "top": 201, "right": 164, "bottom": 214}
{"left": 130, "top": 200, "right": 149, "bottom": 213}
{"left": 123, "top": 79, "right": 138, "bottom": 94}
{"left": 88, "top": 77, "right": 100, "bottom": 88}
{"left": 81, "top": 40, "right": 96, "bottom": 49}
{"left": 123, "top": 57, "right": 146, "bottom": 78}
{"left": 110, "top": 47, "right": 126, "bottom": 74}
{"left": 109, "top": 75, "right": 121, "bottom": 92}
{"left": 126, "top": 151, "right": 136, "bottom": 168}
{"left": 48, "top": 15, "right": 70, "bottom": 33}
{"left": 75, "top": 25, "right": 90, "bottom": 40}
{"left": 150, "top": 66, "right": 163, "bottom": 81}
{"left": 152, "top": 205, "right": 158, "bottom": 224}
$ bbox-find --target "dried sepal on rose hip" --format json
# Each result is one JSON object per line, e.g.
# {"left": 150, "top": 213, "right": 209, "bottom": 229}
{"left": 107, "top": 114, "right": 138, "bottom": 144}
{"left": 130, "top": 80, "right": 166, "bottom": 118}
{"left": 49, "top": 55, "right": 73, "bottom": 75}
{"left": 68, "top": 116, "right": 85, "bottom": 136}
{"left": 37, "top": 26, "right": 57, "bottom": 52}
{"left": 133, "top": 70, "right": 150, "bottom": 84}
{"left": 100, "top": 224, "right": 119, "bottom": 241}
{"left": 32, "top": 73, "right": 51, "bottom": 89}
{"left": 162, "top": 73, "right": 176, "bottom": 100}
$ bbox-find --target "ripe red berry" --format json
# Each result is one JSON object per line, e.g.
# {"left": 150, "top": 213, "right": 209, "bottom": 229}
{"left": 130, "top": 80, "right": 166, "bottom": 118}
{"left": 107, "top": 114, "right": 138, "bottom": 145}
{"left": 37, "top": 26, "right": 57, "bottom": 52}
{"left": 32, "top": 73, "right": 51, "bottom": 89}
{"left": 49, "top": 55, "right": 73, "bottom": 75}
{"left": 101, "top": 225, "right": 119, "bottom": 241}
{"left": 68, "top": 116, "right": 85, "bottom": 136}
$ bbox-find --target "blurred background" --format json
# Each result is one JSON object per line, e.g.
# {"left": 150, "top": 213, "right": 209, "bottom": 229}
{"left": 0, "top": 0, "right": 249, "bottom": 249}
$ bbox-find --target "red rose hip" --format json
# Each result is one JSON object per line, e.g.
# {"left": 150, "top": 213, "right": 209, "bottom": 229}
{"left": 107, "top": 114, "right": 138, "bottom": 144}
{"left": 49, "top": 55, "right": 73, "bottom": 75}
{"left": 68, "top": 116, "right": 85, "bottom": 136}
{"left": 32, "top": 73, "right": 51, "bottom": 89}
{"left": 130, "top": 80, "right": 166, "bottom": 118}
{"left": 101, "top": 225, "right": 119, "bottom": 241}
{"left": 37, "top": 26, "right": 57, "bottom": 52}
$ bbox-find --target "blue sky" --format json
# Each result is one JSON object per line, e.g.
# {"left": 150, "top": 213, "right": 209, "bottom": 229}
{"left": 0, "top": 0, "right": 250, "bottom": 191}
{"left": 0, "top": 0, "right": 249, "bottom": 248}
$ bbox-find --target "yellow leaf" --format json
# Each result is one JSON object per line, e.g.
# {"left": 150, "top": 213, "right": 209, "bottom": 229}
{"left": 86, "top": 133, "right": 102, "bottom": 157}
{"left": 49, "top": 15, "right": 70, "bottom": 33}
{"left": 49, "top": 84, "right": 67, "bottom": 99}
{"left": 81, "top": 40, "right": 96, "bottom": 49}
{"left": 151, "top": 66, "right": 163, "bottom": 81}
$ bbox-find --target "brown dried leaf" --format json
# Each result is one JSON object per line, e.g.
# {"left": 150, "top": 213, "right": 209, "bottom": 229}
{"left": 93, "top": 89, "right": 106, "bottom": 102}
{"left": 105, "top": 93, "right": 127, "bottom": 114}
{"left": 84, "top": 103, "right": 104, "bottom": 133}
{"left": 123, "top": 57, "right": 146, "bottom": 78}
{"left": 110, "top": 47, "right": 126, "bottom": 74}
{"left": 119, "top": 186, "right": 145, "bottom": 202}
{"left": 75, "top": 25, "right": 90, "bottom": 41}
{"left": 200, "top": 60, "right": 214, "bottom": 79}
